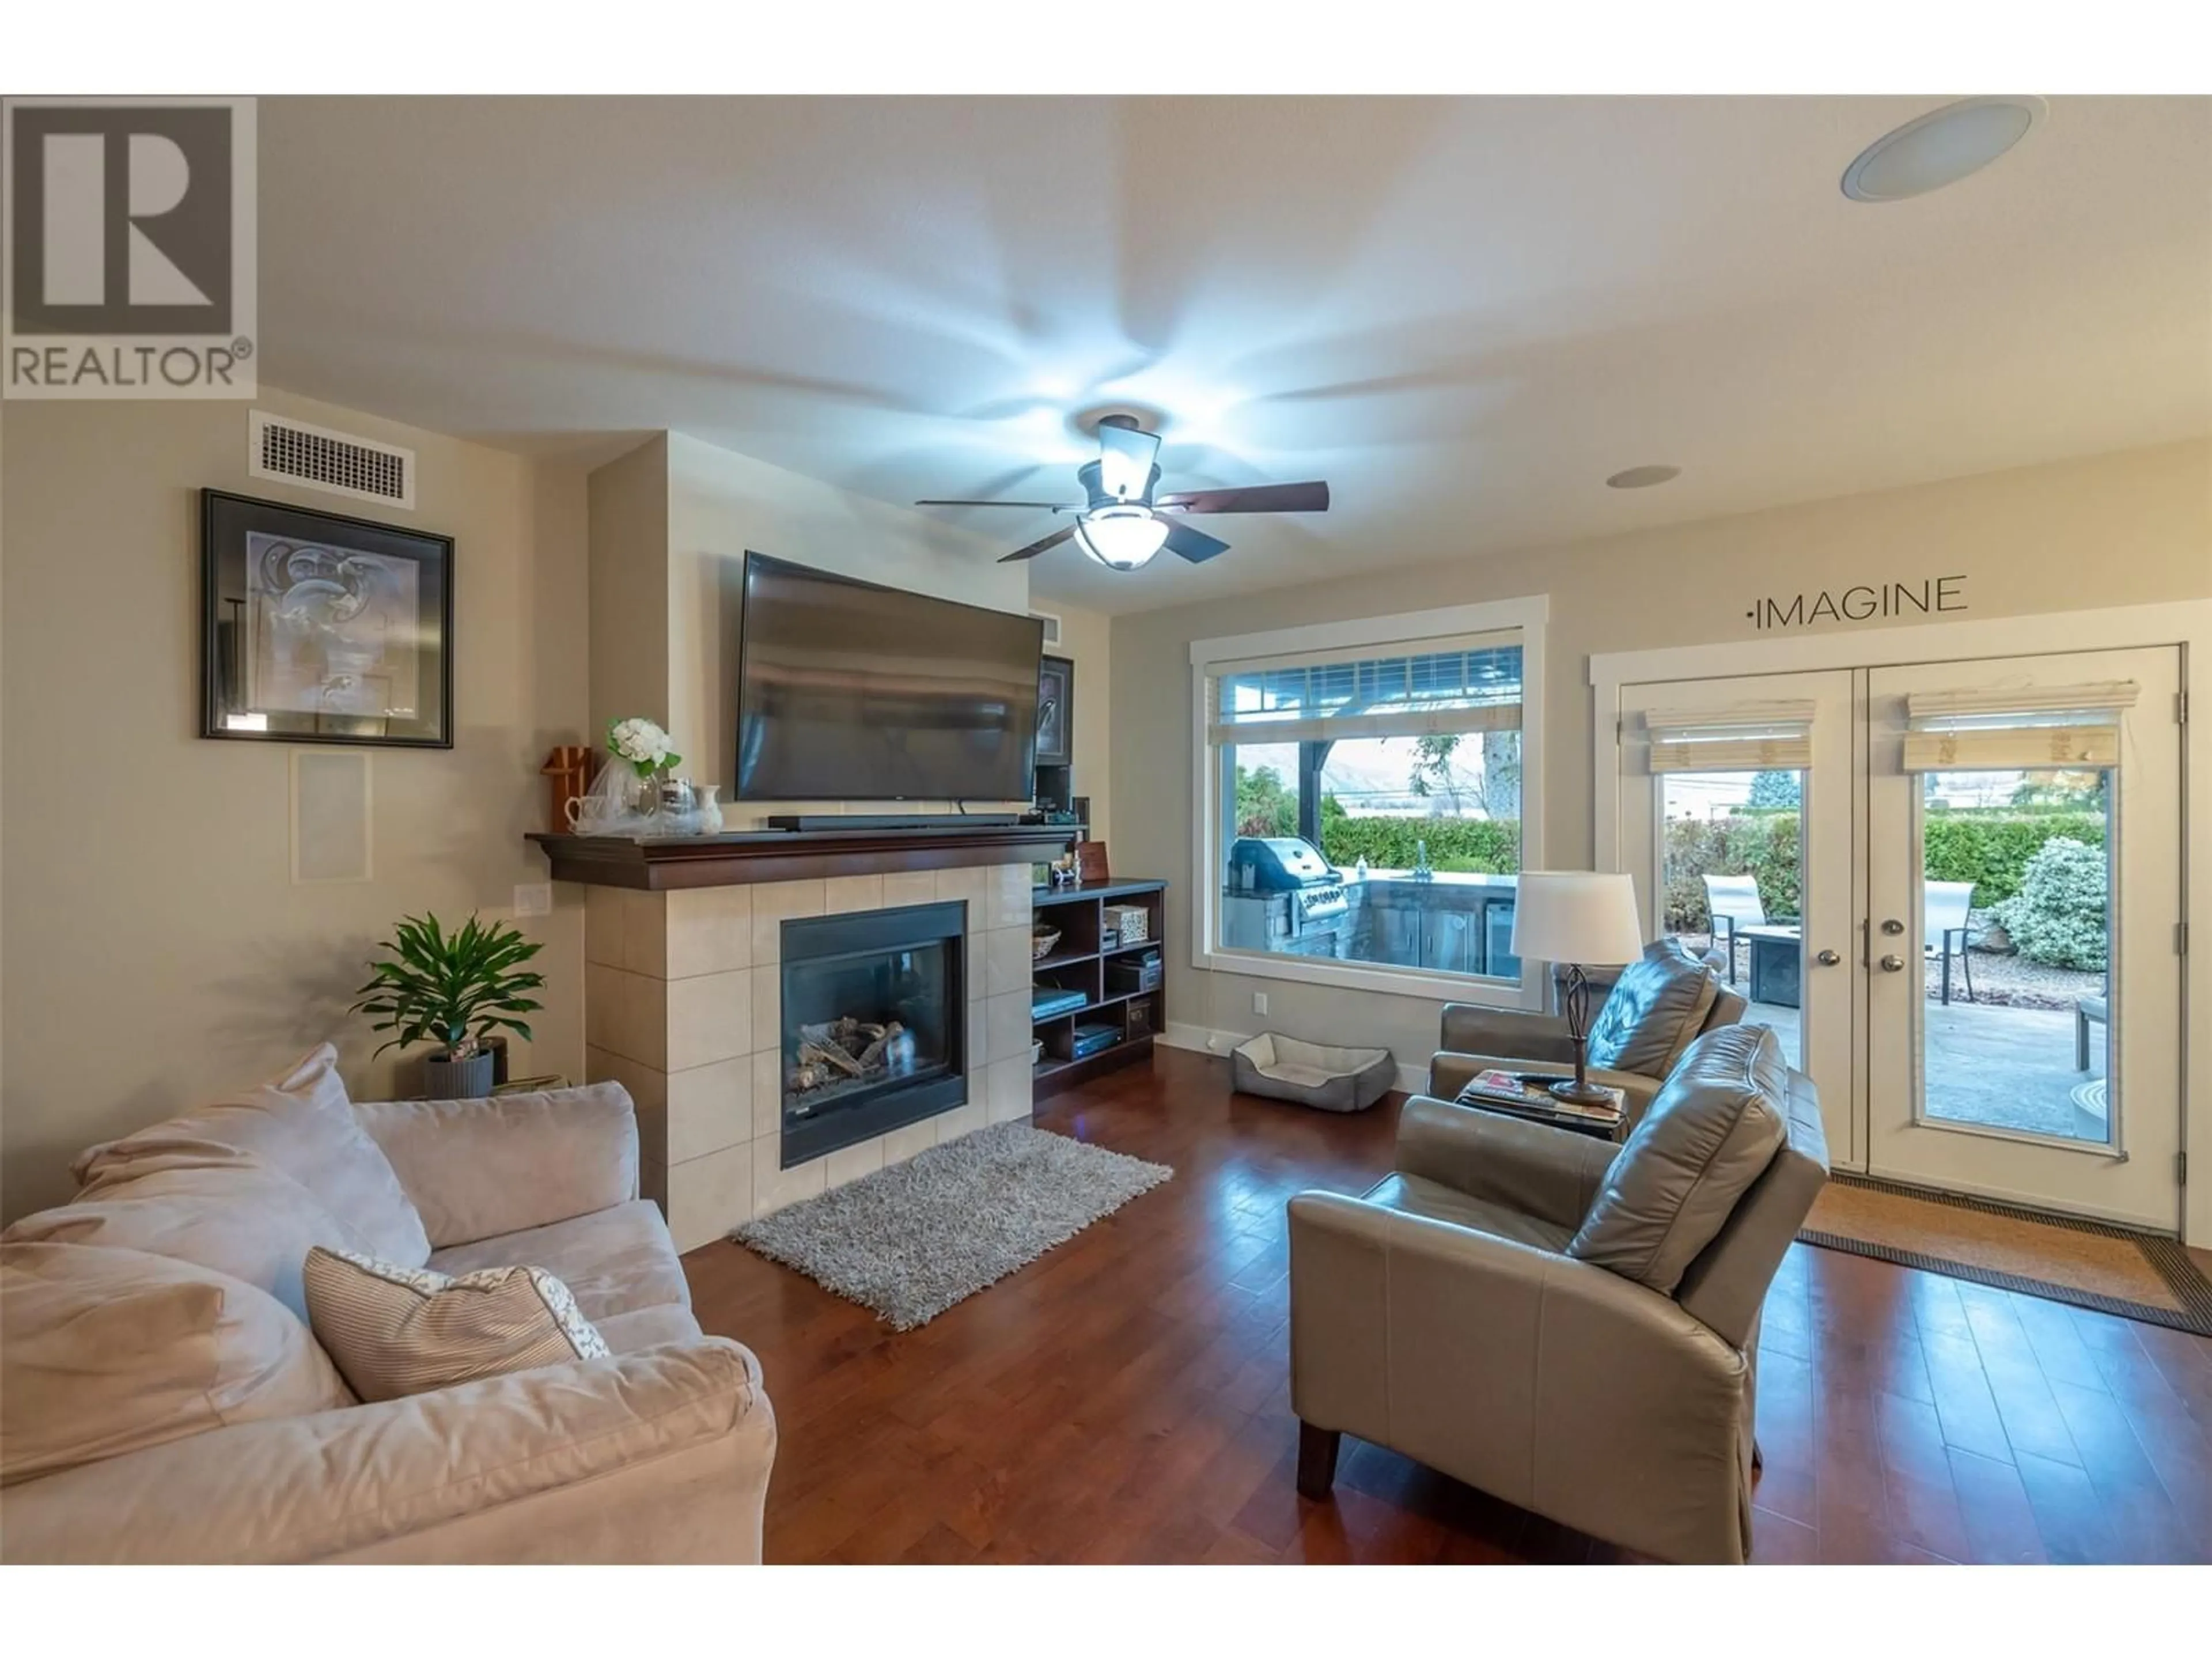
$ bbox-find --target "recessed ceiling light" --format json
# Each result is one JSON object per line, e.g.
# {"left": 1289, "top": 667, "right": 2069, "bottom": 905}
{"left": 1842, "top": 97, "right": 2046, "bottom": 203}
{"left": 1607, "top": 465, "right": 1680, "bottom": 490}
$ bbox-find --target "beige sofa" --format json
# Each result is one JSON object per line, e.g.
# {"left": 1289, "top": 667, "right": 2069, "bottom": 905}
{"left": 1, "top": 1058, "right": 775, "bottom": 1564}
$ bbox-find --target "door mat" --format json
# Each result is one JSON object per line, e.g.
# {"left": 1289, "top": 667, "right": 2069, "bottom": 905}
{"left": 1799, "top": 1172, "right": 2212, "bottom": 1337}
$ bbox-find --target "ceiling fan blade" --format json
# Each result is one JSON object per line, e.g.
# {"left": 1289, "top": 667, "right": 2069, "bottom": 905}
{"left": 1096, "top": 419, "right": 1162, "bottom": 501}
{"left": 998, "top": 525, "right": 1077, "bottom": 563}
{"left": 1162, "top": 521, "right": 1231, "bottom": 565}
{"left": 916, "top": 499, "right": 1080, "bottom": 510}
{"left": 1156, "top": 481, "right": 1331, "bottom": 515}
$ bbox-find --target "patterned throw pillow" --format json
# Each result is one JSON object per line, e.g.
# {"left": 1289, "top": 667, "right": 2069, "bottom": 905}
{"left": 302, "top": 1246, "right": 608, "bottom": 1403}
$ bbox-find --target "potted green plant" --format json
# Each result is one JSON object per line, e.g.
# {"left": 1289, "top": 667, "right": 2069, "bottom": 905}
{"left": 350, "top": 912, "right": 547, "bottom": 1099}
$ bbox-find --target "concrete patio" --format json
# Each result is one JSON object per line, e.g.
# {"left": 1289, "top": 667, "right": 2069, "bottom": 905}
{"left": 1743, "top": 994, "right": 2106, "bottom": 1142}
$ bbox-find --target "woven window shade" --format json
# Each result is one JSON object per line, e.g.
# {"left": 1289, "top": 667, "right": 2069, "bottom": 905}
{"left": 1643, "top": 700, "right": 1816, "bottom": 773}
{"left": 1902, "top": 681, "right": 2139, "bottom": 772}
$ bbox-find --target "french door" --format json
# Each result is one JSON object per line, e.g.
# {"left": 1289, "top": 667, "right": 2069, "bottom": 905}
{"left": 1615, "top": 647, "right": 2186, "bottom": 1231}
{"left": 1618, "top": 671, "right": 1858, "bottom": 1166}
{"left": 1865, "top": 647, "right": 2183, "bottom": 1227}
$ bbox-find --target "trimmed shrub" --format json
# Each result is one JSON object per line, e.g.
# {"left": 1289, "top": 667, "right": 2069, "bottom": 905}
{"left": 1663, "top": 816, "right": 1802, "bottom": 933}
{"left": 1994, "top": 838, "right": 2108, "bottom": 971}
{"left": 1923, "top": 812, "right": 2104, "bottom": 908}
{"left": 1660, "top": 808, "right": 2105, "bottom": 932}
{"left": 1318, "top": 815, "right": 1519, "bottom": 874}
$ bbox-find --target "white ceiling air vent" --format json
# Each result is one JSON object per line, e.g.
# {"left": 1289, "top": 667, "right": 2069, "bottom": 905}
{"left": 248, "top": 410, "right": 416, "bottom": 509}
{"left": 1029, "top": 608, "right": 1063, "bottom": 646}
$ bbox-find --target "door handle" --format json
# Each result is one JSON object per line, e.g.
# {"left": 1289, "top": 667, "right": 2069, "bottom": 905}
{"left": 1880, "top": 954, "right": 1906, "bottom": 972}
{"left": 1880, "top": 918, "right": 1906, "bottom": 936}
{"left": 1815, "top": 949, "right": 1841, "bottom": 966}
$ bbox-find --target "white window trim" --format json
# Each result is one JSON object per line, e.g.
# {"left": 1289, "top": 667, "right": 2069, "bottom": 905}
{"left": 1188, "top": 594, "right": 1548, "bottom": 1009}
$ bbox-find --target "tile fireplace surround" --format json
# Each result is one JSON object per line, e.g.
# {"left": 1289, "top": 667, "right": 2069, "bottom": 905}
{"left": 583, "top": 863, "right": 1036, "bottom": 1251}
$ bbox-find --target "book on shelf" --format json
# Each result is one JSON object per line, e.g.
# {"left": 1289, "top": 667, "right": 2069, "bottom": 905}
{"left": 1456, "top": 1068, "right": 1624, "bottom": 1127}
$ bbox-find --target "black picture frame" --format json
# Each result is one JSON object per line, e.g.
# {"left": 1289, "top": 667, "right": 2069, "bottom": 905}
{"left": 200, "top": 488, "right": 454, "bottom": 748}
{"left": 1035, "top": 654, "right": 1074, "bottom": 768}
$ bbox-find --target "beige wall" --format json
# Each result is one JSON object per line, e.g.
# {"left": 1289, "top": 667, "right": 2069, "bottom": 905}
{"left": 1, "top": 388, "right": 590, "bottom": 1222}
{"left": 1043, "top": 598, "right": 1113, "bottom": 846}
{"left": 1110, "top": 440, "right": 2212, "bottom": 1071}
{"left": 585, "top": 434, "right": 671, "bottom": 741}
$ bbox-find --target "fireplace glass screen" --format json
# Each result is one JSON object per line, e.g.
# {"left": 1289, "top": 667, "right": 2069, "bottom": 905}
{"left": 778, "top": 900, "right": 967, "bottom": 1166}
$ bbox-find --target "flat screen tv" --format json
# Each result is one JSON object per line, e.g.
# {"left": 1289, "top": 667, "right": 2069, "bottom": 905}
{"left": 733, "top": 552, "right": 1045, "bottom": 802}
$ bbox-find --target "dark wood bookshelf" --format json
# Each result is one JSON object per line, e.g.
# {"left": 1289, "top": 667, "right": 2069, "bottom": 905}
{"left": 1029, "top": 877, "right": 1166, "bottom": 1102}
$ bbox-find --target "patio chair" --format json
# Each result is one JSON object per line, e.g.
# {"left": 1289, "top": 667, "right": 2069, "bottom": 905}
{"left": 1702, "top": 873, "right": 1765, "bottom": 985}
{"left": 1925, "top": 879, "right": 1978, "bottom": 1005}
{"left": 2075, "top": 993, "right": 2107, "bottom": 1071}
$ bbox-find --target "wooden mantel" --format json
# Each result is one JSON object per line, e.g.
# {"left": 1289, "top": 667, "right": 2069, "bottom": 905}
{"left": 526, "top": 823, "right": 1080, "bottom": 891}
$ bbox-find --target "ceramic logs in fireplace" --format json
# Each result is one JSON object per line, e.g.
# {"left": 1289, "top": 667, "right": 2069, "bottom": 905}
{"left": 778, "top": 901, "right": 967, "bottom": 1168}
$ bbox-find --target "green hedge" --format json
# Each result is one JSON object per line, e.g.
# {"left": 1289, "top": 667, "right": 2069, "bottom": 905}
{"left": 1664, "top": 817, "right": 1802, "bottom": 934}
{"left": 1923, "top": 812, "right": 2104, "bottom": 908}
{"left": 1319, "top": 815, "right": 1519, "bottom": 874}
{"left": 1662, "top": 809, "right": 2106, "bottom": 932}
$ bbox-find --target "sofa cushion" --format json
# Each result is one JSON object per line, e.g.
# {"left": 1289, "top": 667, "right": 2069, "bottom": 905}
{"left": 354, "top": 1084, "right": 639, "bottom": 1251}
{"left": 5, "top": 1144, "right": 373, "bottom": 1323}
{"left": 426, "top": 1199, "right": 689, "bottom": 1325}
{"left": 595, "top": 1302, "right": 707, "bottom": 1354}
{"left": 1585, "top": 940, "right": 1721, "bottom": 1078}
{"left": 1566, "top": 1024, "right": 1789, "bottom": 1294}
{"left": 1, "top": 1241, "right": 354, "bottom": 1486}
{"left": 72, "top": 1044, "right": 430, "bottom": 1268}
{"left": 303, "top": 1246, "right": 609, "bottom": 1403}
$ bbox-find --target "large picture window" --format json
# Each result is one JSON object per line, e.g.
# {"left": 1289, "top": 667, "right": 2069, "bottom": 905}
{"left": 1191, "top": 599, "right": 1546, "bottom": 1005}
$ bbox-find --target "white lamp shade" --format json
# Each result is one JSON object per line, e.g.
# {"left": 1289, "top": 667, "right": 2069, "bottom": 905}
{"left": 1510, "top": 871, "right": 1645, "bottom": 966}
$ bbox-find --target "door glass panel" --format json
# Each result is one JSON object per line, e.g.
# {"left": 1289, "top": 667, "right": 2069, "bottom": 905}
{"left": 1661, "top": 767, "right": 1804, "bottom": 1068}
{"left": 1918, "top": 767, "right": 2112, "bottom": 1144}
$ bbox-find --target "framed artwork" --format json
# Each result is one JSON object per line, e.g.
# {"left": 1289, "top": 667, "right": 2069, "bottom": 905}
{"left": 1035, "top": 653, "right": 1074, "bottom": 768}
{"left": 200, "top": 488, "right": 453, "bottom": 748}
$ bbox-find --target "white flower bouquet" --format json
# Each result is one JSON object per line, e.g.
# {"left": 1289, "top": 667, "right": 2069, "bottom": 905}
{"left": 608, "top": 717, "right": 681, "bottom": 781}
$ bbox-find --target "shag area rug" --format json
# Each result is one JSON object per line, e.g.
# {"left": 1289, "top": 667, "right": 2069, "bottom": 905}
{"left": 733, "top": 1122, "right": 1173, "bottom": 1330}
{"left": 1801, "top": 1172, "right": 2212, "bottom": 1336}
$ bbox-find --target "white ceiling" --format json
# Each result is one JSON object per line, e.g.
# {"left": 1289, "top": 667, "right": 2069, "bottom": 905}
{"left": 257, "top": 96, "right": 2212, "bottom": 615}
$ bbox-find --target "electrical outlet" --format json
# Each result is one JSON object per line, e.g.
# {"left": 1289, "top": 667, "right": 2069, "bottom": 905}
{"left": 513, "top": 882, "right": 552, "bottom": 918}
{"left": 1253, "top": 991, "right": 1268, "bottom": 1016}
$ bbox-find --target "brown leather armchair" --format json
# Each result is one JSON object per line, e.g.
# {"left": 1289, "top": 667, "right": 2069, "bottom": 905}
{"left": 1287, "top": 1046, "right": 1827, "bottom": 1564}
{"left": 1430, "top": 960, "right": 1745, "bottom": 1124}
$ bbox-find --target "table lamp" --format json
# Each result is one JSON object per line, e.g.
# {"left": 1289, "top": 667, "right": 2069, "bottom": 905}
{"left": 1509, "top": 872, "right": 1646, "bottom": 1106}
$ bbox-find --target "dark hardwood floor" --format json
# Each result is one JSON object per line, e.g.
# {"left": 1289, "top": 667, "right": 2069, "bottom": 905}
{"left": 683, "top": 1047, "right": 2212, "bottom": 1565}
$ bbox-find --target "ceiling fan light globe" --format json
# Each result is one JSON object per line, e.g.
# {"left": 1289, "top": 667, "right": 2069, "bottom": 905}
{"left": 1073, "top": 508, "right": 1169, "bottom": 571}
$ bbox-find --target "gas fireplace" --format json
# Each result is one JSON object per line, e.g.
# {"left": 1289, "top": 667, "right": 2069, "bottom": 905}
{"left": 778, "top": 901, "right": 967, "bottom": 1167}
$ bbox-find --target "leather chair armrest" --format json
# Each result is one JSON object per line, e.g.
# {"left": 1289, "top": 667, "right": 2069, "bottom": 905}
{"left": 0, "top": 1339, "right": 774, "bottom": 1565}
{"left": 1393, "top": 1094, "right": 1617, "bottom": 1230}
{"left": 353, "top": 1082, "right": 640, "bottom": 1248}
{"left": 1287, "top": 1194, "right": 1753, "bottom": 1562}
{"left": 1438, "top": 1002, "right": 1576, "bottom": 1063}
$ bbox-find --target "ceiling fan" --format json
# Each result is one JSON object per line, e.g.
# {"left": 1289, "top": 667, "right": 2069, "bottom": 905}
{"left": 916, "top": 415, "right": 1330, "bottom": 570}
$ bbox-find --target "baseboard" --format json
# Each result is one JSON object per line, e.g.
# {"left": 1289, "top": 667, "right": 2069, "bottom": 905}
{"left": 1160, "top": 1022, "right": 1428, "bottom": 1097}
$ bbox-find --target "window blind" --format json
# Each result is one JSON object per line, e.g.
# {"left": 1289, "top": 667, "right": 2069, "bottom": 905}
{"left": 1205, "top": 634, "right": 1523, "bottom": 747}
{"left": 1902, "top": 680, "right": 2139, "bottom": 772}
{"left": 1643, "top": 700, "right": 1816, "bottom": 773}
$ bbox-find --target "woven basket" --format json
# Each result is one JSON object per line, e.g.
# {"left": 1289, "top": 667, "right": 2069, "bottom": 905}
{"left": 1031, "top": 927, "right": 1062, "bottom": 961}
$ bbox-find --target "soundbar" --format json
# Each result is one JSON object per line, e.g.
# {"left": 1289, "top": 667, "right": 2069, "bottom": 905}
{"left": 763, "top": 813, "right": 1023, "bottom": 832}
